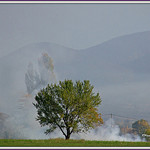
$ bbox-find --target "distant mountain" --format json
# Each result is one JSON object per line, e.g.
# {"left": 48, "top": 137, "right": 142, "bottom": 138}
{"left": 0, "top": 31, "right": 150, "bottom": 138}
{"left": 84, "top": 31, "right": 150, "bottom": 63}
{"left": 72, "top": 31, "right": 150, "bottom": 86}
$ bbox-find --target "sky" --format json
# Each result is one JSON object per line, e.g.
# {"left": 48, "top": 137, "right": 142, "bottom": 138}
{"left": 0, "top": 3, "right": 150, "bottom": 57}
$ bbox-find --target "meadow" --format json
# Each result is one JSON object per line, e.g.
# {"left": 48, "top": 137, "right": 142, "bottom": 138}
{"left": 0, "top": 139, "right": 150, "bottom": 147}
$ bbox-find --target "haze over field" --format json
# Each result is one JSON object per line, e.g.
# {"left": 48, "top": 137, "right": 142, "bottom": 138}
{"left": 0, "top": 3, "right": 150, "bottom": 140}
{"left": 1, "top": 31, "right": 150, "bottom": 119}
{"left": 0, "top": 31, "right": 150, "bottom": 140}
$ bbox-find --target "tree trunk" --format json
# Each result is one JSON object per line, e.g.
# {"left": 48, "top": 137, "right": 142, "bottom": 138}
{"left": 65, "top": 128, "right": 71, "bottom": 140}
{"left": 65, "top": 134, "right": 70, "bottom": 140}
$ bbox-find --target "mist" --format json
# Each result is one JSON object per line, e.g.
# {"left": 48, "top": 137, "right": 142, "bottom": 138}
{"left": 73, "top": 119, "right": 145, "bottom": 141}
{"left": 0, "top": 50, "right": 57, "bottom": 139}
{"left": 0, "top": 31, "right": 150, "bottom": 140}
{"left": 99, "top": 80, "right": 150, "bottom": 119}
{"left": 0, "top": 3, "right": 150, "bottom": 141}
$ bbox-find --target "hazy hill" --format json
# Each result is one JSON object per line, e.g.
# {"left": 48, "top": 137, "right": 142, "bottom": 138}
{"left": 0, "top": 31, "right": 150, "bottom": 138}
{"left": 78, "top": 31, "right": 150, "bottom": 84}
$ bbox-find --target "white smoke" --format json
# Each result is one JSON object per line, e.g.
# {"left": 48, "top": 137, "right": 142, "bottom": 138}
{"left": 0, "top": 52, "right": 59, "bottom": 139}
{"left": 0, "top": 50, "right": 147, "bottom": 141}
{"left": 2, "top": 93, "right": 146, "bottom": 141}
{"left": 72, "top": 119, "right": 145, "bottom": 142}
{"left": 2, "top": 96, "right": 48, "bottom": 139}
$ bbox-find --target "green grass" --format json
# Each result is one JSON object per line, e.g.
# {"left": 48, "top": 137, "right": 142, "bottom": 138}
{"left": 0, "top": 139, "right": 150, "bottom": 147}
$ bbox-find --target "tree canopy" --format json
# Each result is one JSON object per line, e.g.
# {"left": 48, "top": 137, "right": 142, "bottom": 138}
{"left": 132, "top": 119, "right": 150, "bottom": 136}
{"left": 33, "top": 80, "right": 103, "bottom": 139}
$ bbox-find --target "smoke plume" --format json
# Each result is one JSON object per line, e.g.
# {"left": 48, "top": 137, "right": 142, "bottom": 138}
{"left": 25, "top": 53, "right": 56, "bottom": 95}
{"left": 0, "top": 52, "right": 57, "bottom": 139}
{"left": 73, "top": 119, "right": 145, "bottom": 142}
{"left": 0, "top": 50, "right": 146, "bottom": 142}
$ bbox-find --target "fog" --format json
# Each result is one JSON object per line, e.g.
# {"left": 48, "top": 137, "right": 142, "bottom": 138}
{"left": 0, "top": 3, "right": 150, "bottom": 140}
{"left": 73, "top": 119, "right": 145, "bottom": 141}
{"left": 0, "top": 32, "right": 150, "bottom": 139}
{"left": 1, "top": 4, "right": 150, "bottom": 57}
{"left": 100, "top": 80, "right": 150, "bottom": 119}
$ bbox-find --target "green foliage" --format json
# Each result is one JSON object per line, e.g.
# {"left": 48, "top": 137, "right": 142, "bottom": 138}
{"left": 132, "top": 119, "right": 150, "bottom": 136}
{"left": 33, "top": 80, "right": 103, "bottom": 139}
{"left": 145, "top": 128, "right": 150, "bottom": 141}
{"left": 145, "top": 128, "right": 150, "bottom": 135}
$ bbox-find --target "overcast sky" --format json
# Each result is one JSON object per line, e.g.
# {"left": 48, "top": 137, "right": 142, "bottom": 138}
{"left": 0, "top": 3, "right": 150, "bottom": 57}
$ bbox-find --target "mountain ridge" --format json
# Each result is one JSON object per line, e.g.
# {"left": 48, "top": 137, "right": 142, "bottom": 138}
{"left": 2, "top": 30, "right": 150, "bottom": 60}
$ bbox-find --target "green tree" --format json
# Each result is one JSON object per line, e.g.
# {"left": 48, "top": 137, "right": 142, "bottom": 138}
{"left": 33, "top": 80, "right": 103, "bottom": 139}
{"left": 132, "top": 119, "right": 150, "bottom": 136}
{"left": 145, "top": 128, "right": 150, "bottom": 141}
{"left": 146, "top": 128, "right": 150, "bottom": 135}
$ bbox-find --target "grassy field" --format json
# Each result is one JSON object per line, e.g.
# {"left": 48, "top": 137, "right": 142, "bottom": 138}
{"left": 0, "top": 139, "right": 150, "bottom": 147}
